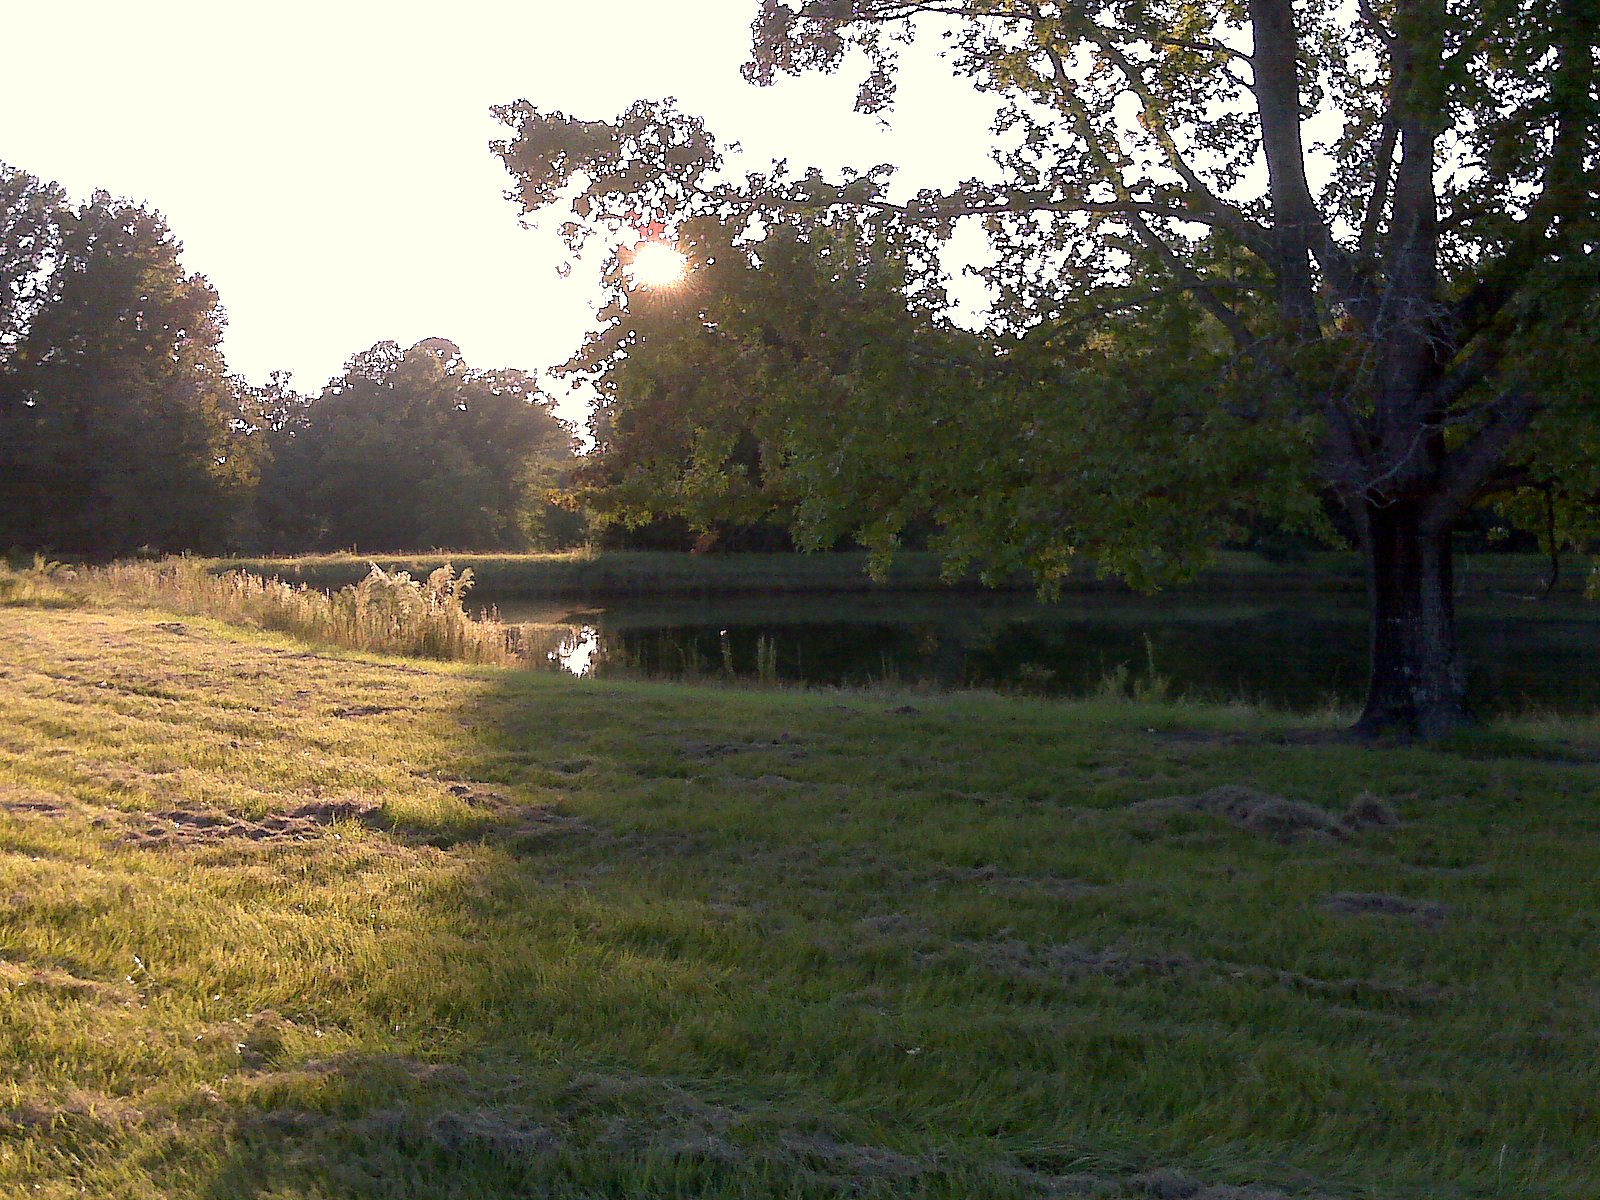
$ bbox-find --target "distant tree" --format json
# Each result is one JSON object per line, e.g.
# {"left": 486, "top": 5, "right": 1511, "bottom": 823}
{"left": 0, "top": 170, "right": 253, "bottom": 556}
{"left": 494, "top": 1, "right": 1600, "bottom": 735}
{"left": 268, "top": 339, "right": 578, "bottom": 552}
{"left": 238, "top": 370, "right": 316, "bottom": 550}
{"left": 0, "top": 163, "right": 68, "bottom": 541}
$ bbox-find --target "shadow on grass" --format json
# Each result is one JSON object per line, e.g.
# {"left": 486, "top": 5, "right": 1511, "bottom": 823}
{"left": 18, "top": 632, "right": 1587, "bottom": 1200}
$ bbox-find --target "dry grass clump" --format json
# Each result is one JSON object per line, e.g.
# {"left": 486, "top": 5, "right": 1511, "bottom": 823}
{"left": 1132, "top": 785, "right": 1400, "bottom": 842}
{"left": 7, "top": 558, "right": 519, "bottom": 665}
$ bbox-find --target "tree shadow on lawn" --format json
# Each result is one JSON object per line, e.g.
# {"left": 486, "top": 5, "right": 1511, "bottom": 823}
{"left": 26, "top": 654, "right": 1591, "bottom": 1199}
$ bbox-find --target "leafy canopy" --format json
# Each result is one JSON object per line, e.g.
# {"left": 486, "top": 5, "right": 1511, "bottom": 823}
{"left": 495, "top": 0, "right": 1598, "bottom": 584}
{"left": 261, "top": 339, "right": 579, "bottom": 553}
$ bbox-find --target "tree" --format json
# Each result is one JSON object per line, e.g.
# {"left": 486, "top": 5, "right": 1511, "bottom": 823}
{"left": 0, "top": 163, "right": 65, "bottom": 354}
{"left": 494, "top": 1, "right": 1600, "bottom": 736}
{"left": 564, "top": 218, "right": 962, "bottom": 549}
{"left": 564, "top": 209, "right": 1315, "bottom": 576}
{"left": 265, "top": 339, "right": 579, "bottom": 552}
{"left": 238, "top": 369, "right": 317, "bottom": 550}
{"left": 0, "top": 172, "right": 254, "bottom": 557}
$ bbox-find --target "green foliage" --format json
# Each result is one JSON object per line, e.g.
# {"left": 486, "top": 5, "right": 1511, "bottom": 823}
{"left": 0, "top": 165, "right": 257, "bottom": 557}
{"left": 563, "top": 214, "right": 1322, "bottom": 589}
{"left": 261, "top": 338, "right": 579, "bottom": 553}
{"left": 567, "top": 220, "right": 957, "bottom": 542}
{"left": 0, "top": 162, "right": 65, "bottom": 351}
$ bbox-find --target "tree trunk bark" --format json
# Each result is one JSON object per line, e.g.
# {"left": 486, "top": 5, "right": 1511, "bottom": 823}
{"left": 1354, "top": 499, "right": 1472, "bottom": 738}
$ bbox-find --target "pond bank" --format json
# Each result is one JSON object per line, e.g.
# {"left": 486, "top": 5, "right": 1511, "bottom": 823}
{"left": 208, "top": 549, "right": 1589, "bottom": 602}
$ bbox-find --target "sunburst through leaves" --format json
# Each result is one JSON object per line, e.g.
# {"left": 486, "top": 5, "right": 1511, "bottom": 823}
{"left": 628, "top": 240, "right": 688, "bottom": 289}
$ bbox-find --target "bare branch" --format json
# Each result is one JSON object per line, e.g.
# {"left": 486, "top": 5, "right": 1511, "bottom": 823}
{"left": 1080, "top": 30, "right": 1276, "bottom": 259}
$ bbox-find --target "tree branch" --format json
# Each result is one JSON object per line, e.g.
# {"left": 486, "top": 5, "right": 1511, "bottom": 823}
{"left": 1424, "top": 389, "right": 1540, "bottom": 530}
{"left": 1151, "top": 34, "right": 1253, "bottom": 65}
{"left": 1428, "top": 335, "right": 1512, "bottom": 413}
{"left": 1247, "top": 0, "right": 1332, "bottom": 333}
{"left": 1357, "top": 113, "right": 1398, "bottom": 262}
{"left": 1355, "top": 0, "right": 1397, "bottom": 50}
{"left": 756, "top": 186, "right": 1275, "bottom": 243}
{"left": 1026, "top": 31, "right": 1267, "bottom": 364}
{"left": 1079, "top": 30, "right": 1276, "bottom": 260}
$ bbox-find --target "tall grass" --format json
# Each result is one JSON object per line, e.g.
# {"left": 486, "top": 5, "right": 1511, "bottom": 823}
{"left": 0, "top": 556, "right": 83, "bottom": 609}
{"left": 8, "top": 558, "right": 520, "bottom": 665}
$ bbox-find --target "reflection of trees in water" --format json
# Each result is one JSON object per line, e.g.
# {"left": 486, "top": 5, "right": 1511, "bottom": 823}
{"left": 516, "top": 599, "right": 1600, "bottom": 714}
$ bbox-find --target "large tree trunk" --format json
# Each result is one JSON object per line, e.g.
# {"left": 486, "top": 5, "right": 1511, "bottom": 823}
{"left": 1354, "top": 499, "right": 1471, "bottom": 738}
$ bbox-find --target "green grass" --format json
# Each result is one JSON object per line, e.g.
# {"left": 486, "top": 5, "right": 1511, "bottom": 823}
{"left": 1, "top": 599, "right": 1598, "bottom": 1197}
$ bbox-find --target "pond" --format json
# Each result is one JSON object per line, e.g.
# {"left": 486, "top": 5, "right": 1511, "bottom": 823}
{"left": 485, "top": 587, "right": 1600, "bottom": 715}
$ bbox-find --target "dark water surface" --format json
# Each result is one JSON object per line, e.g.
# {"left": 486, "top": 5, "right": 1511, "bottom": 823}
{"left": 487, "top": 589, "right": 1599, "bottom": 714}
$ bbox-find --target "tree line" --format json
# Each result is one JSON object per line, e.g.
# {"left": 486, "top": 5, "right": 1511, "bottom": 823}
{"left": 0, "top": 161, "right": 581, "bottom": 560}
{"left": 495, "top": 0, "right": 1599, "bottom": 736}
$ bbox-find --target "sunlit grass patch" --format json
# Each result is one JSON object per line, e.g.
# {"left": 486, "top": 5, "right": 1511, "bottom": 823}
{"left": 1, "top": 557, "right": 518, "bottom": 665}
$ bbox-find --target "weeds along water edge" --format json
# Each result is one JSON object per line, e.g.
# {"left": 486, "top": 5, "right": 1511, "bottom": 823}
{"left": 3, "top": 557, "right": 521, "bottom": 666}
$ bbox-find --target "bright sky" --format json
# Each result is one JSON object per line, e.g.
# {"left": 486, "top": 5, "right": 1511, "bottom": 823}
{"left": 4, "top": 0, "right": 999, "bottom": 425}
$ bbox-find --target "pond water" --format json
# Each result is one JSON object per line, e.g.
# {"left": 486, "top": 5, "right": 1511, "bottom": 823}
{"left": 486, "top": 589, "right": 1600, "bottom": 714}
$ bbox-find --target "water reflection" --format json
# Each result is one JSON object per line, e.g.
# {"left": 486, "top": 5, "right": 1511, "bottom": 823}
{"left": 494, "top": 591, "right": 1600, "bottom": 715}
{"left": 549, "top": 625, "right": 600, "bottom": 676}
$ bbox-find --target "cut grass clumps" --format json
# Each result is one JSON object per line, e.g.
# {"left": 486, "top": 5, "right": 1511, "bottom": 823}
{"left": 1132, "top": 785, "right": 1400, "bottom": 842}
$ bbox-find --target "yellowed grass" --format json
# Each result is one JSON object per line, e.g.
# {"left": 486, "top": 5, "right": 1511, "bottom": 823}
{"left": 5, "top": 558, "right": 519, "bottom": 665}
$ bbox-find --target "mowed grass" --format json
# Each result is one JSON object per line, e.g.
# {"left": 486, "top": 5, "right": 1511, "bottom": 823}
{"left": 0, "top": 604, "right": 1597, "bottom": 1198}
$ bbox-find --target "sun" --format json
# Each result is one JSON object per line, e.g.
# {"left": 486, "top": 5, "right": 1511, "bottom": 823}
{"left": 628, "top": 240, "right": 688, "bottom": 289}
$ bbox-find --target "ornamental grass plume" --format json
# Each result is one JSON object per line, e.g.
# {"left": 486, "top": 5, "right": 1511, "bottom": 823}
{"left": 22, "top": 557, "right": 520, "bottom": 666}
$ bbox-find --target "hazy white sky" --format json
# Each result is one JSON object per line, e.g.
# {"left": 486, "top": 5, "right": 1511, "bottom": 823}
{"left": 3, "top": 0, "right": 999, "bottom": 424}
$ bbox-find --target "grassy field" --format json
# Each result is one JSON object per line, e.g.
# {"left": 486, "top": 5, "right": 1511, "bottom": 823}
{"left": 2, "top": 597, "right": 1598, "bottom": 1197}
